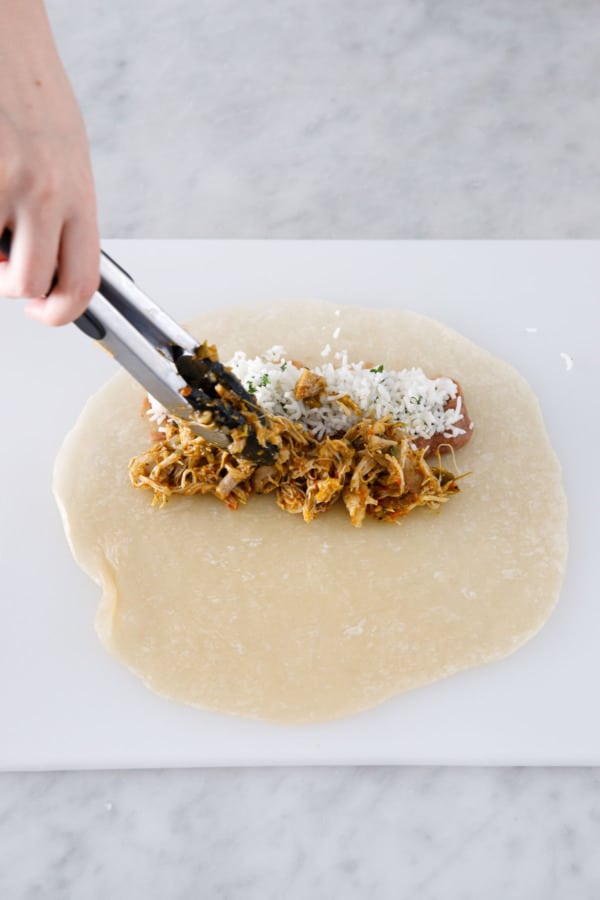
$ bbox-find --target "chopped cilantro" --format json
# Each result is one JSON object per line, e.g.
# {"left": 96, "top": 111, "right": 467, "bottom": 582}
{"left": 370, "top": 364, "right": 384, "bottom": 374}
{"left": 260, "top": 373, "right": 270, "bottom": 387}
{"left": 280, "top": 362, "right": 287, "bottom": 371}
{"left": 247, "top": 381, "right": 257, "bottom": 394}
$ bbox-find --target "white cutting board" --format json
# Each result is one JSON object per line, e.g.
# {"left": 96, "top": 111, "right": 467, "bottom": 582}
{"left": 0, "top": 240, "right": 596, "bottom": 770}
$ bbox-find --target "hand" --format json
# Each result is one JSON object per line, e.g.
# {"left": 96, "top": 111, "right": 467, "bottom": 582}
{"left": 0, "top": 1, "right": 99, "bottom": 326}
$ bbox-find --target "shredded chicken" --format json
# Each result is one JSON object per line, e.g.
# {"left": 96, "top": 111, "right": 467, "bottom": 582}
{"left": 342, "top": 418, "right": 460, "bottom": 526}
{"left": 130, "top": 348, "right": 469, "bottom": 526}
{"left": 130, "top": 402, "right": 465, "bottom": 527}
{"left": 293, "top": 368, "right": 327, "bottom": 407}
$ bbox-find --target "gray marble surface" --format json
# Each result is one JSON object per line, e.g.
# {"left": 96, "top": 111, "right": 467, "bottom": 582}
{"left": 49, "top": 0, "right": 600, "bottom": 239}
{"left": 2, "top": 1, "right": 600, "bottom": 897}
{"left": 2, "top": 767, "right": 600, "bottom": 898}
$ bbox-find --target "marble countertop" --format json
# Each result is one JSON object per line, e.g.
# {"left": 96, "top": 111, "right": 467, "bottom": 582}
{"left": 2, "top": 1, "right": 600, "bottom": 896}
{"left": 2, "top": 767, "right": 600, "bottom": 897}
{"left": 50, "top": 0, "right": 600, "bottom": 240}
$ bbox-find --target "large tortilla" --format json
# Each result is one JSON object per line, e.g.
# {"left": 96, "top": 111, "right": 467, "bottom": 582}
{"left": 54, "top": 302, "right": 568, "bottom": 723}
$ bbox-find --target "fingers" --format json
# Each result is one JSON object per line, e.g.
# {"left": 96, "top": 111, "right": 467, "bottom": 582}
{"left": 0, "top": 209, "right": 61, "bottom": 300}
{"left": 24, "top": 215, "right": 100, "bottom": 327}
{"left": 0, "top": 18, "right": 101, "bottom": 327}
{"left": 0, "top": 209, "right": 100, "bottom": 327}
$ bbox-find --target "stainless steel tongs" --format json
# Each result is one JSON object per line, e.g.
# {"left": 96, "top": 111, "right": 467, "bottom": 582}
{"left": 0, "top": 230, "right": 276, "bottom": 465}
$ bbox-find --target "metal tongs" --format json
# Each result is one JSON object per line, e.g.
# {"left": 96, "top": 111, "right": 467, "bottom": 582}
{"left": 0, "top": 230, "right": 276, "bottom": 465}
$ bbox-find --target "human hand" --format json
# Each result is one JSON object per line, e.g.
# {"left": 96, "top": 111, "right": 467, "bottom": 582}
{"left": 0, "top": 0, "right": 99, "bottom": 326}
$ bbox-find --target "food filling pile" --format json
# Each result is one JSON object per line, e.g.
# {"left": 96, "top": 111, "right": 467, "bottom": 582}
{"left": 129, "top": 345, "right": 473, "bottom": 526}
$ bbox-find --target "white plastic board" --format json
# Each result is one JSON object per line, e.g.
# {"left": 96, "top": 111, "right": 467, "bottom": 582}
{"left": 0, "top": 240, "right": 596, "bottom": 770}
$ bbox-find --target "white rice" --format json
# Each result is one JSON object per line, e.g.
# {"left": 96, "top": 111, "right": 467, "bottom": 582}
{"left": 147, "top": 345, "right": 467, "bottom": 441}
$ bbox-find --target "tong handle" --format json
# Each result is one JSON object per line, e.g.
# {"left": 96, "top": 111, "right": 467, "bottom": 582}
{"left": 75, "top": 251, "right": 134, "bottom": 340}
{"left": 0, "top": 224, "right": 196, "bottom": 409}
{"left": 0, "top": 227, "right": 180, "bottom": 352}
{"left": 0, "top": 227, "right": 128, "bottom": 342}
{"left": 2, "top": 227, "right": 278, "bottom": 463}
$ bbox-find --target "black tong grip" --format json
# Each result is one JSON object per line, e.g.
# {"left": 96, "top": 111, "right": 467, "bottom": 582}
{"left": 0, "top": 228, "right": 11, "bottom": 258}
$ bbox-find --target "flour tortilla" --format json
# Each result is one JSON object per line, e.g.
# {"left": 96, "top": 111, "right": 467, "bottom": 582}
{"left": 54, "top": 302, "right": 568, "bottom": 723}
